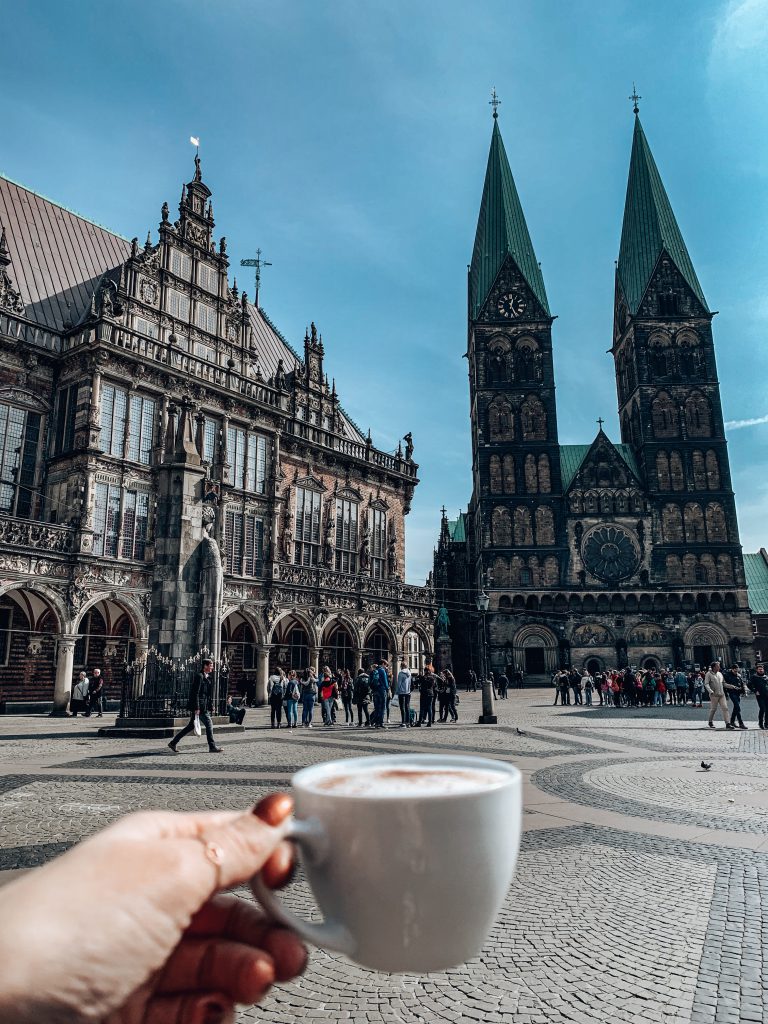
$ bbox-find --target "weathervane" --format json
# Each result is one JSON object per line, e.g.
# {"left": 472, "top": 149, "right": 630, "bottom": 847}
{"left": 489, "top": 87, "right": 501, "bottom": 119}
{"left": 240, "top": 248, "right": 272, "bottom": 309}
{"left": 629, "top": 84, "right": 641, "bottom": 115}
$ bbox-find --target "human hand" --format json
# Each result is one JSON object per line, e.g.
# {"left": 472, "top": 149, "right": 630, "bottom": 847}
{"left": 0, "top": 794, "right": 306, "bottom": 1024}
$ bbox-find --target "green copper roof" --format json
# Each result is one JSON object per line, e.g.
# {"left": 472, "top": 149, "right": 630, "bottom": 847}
{"left": 617, "top": 116, "right": 708, "bottom": 315}
{"left": 744, "top": 553, "right": 768, "bottom": 614}
{"left": 469, "top": 119, "right": 549, "bottom": 319}
{"left": 559, "top": 442, "right": 641, "bottom": 491}
{"left": 448, "top": 513, "right": 467, "bottom": 544}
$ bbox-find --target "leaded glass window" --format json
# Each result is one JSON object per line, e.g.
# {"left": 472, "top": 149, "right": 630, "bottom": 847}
{"left": 370, "top": 508, "right": 386, "bottom": 580}
{"left": 295, "top": 488, "right": 321, "bottom": 566}
{"left": 224, "top": 510, "right": 264, "bottom": 576}
{"left": 127, "top": 394, "right": 156, "bottom": 465}
{"left": 100, "top": 385, "right": 127, "bottom": 457}
{"left": 0, "top": 403, "right": 40, "bottom": 518}
{"left": 165, "top": 288, "right": 190, "bottom": 320}
{"left": 93, "top": 482, "right": 121, "bottom": 558}
{"left": 121, "top": 490, "right": 150, "bottom": 559}
{"left": 335, "top": 498, "right": 358, "bottom": 574}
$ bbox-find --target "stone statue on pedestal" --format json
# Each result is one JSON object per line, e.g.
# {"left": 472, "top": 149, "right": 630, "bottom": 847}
{"left": 198, "top": 502, "right": 223, "bottom": 665}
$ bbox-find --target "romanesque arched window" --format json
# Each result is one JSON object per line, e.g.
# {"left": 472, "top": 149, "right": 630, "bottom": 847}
{"left": 599, "top": 493, "right": 613, "bottom": 514}
{"left": 678, "top": 330, "right": 703, "bottom": 378}
{"left": 516, "top": 339, "right": 537, "bottom": 382}
{"left": 538, "top": 454, "right": 551, "bottom": 493}
{"left": 684, "top": 502, "right": 706, "bottom": 543}
{"left": 489, "top": 456, "right": 503, "bottom": 494}
{"left": 527, "top": 555, "right": 540, "bottom": 585}
{"left": 656, "top": 451, "right": 670, "bottom": 491}
{"left": 692, "top": 450, "right": 706, "bottom": 490}
{"left": 700, "top": 553, "right": 716, "bottom": 585}
{"left": 705, "top": 450, "right": 720, "bottom": 490}
{"left": 543, "top": 555, "right": 559, "bottom": 585}
{"left": 665, "top": 554, "right": 682, "bottom": 583}
{"left": 662, "top": 504, "right": 684, "bottom": 543}
{"left": 521, "top": 396, "right": 547, "bottom": 441}
{"left": 493, "top": 556, "right": 509, "bottom": 587}
{"left": 486, "top": 337, "right": 510, "bottom": 384}
{"left": 649, "top": 332, "right": 674, "bottom": 378}
{"left": 492, "top": 506, "right": 512, "bottom": 546}
{"left": 502, "top": 454, "right": 515, "bottom": 494}
{"left": 535, "top": 506, "right": 555, "bottom": 545}
{"left": 682, "top": 553, "right": 697, "bottom": 584}
{"left": 513, "top": 507, "right": 533, "bottom": 546}
{"left": 651, "top": 392, "right": 679, "bottom": 438}
{"left": 525, "top": 454, "right": 538, "bottom": 494}
{"left": 705, "top": 502, "right": 727, "bottom": 543}
{"left": 684, "top": 393, "right": 712, "bottom": 437}
{"left": 670, "top": 452, "right": 684, "bottom": 491}
{"left": 489, "top": 397, "right": 513, "bottom": 441}
{"left": 631, "top": 404, "right": 642, "bottom": 446}
{"left": 717, "top": 554, "right": 734, "bottom": 584}
{"left": 510, "top": 556, "right": 524, "bottom": 586}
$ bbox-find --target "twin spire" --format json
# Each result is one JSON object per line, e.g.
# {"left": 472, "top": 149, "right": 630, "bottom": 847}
{"left": 470, "top": 92, "right": 706, "bottom": 319}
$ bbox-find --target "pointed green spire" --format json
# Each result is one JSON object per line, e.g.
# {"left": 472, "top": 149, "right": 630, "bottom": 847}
{"left": 469, "top": 117, "right": 549, "bottom": 319}
{"left": 617, "top": 115, "right": 708, "bottom": 314}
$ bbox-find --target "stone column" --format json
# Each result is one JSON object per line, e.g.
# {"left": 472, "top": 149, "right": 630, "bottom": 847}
{"left": 310, "top": 647, "right": 320, "bottom": 676}
{"left": 354, "top": 647, "right": 364, "bottom": 672}
{"left": 132, "top": 638, "right": 149, "bottom": 698}
{"left": 255, "top": 646, "right": 269, "bottom": 705}
{"left": 51, "top": 634, "right": 78, "bottom": 716}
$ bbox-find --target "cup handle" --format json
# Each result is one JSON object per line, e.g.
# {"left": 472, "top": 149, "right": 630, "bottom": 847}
{"left": 250, "top": 817, "right": 356, "bottom": 957}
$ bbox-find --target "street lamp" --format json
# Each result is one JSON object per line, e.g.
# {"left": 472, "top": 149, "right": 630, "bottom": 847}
{"left": 476, "top": 589, "right": 496, "bottom": 725}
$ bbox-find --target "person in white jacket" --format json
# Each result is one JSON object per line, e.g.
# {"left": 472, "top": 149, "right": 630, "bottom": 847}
{"left": 705, "top": 661, "right": 734, "bottom": 730}
{"left": 395, "top": 662, "right": 412, "bottom": 727}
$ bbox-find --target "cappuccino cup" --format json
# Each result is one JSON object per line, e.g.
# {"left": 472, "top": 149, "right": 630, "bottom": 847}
{"left": 250, "top": 753, "right": 522, "bottom": 973}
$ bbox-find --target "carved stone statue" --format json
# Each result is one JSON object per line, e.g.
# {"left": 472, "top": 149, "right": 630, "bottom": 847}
{"left": 435, "top": 606, "right": 450, "bottom": 638}
{"left": 322, "top": 502, "right": 335, "bottom": 568}
{"left": 404, "top": 432, "right": 414, "bottom": 461}
{"left": 280, "top": 498, "right": 294, "bottom": 561}
{"left": 275, "top": 359, "right": 286, "bottom": 391}
{"left": 198, "top": 503, "right": 223, "bottom": 664}
{"left": 359, "top": 519, "right": 370, "bottom": 572}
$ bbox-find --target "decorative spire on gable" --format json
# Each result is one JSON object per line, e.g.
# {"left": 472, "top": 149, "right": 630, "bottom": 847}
{"left": 177, "top": 152, "right": 215, "bottom": 250}
{"left": 0, "top": 224, "right": 25, "bottom": 315}
{"left": 617, "top": 112, "right": 708, "bottom": 315}
{"left": 469, "top": 98, "right": 549, "bottom": 319}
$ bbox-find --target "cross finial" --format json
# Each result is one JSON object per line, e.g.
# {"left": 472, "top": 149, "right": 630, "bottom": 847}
{"left": 629, "top": 83, "right": 641, "bottom": 115}
{"left": 440, "top": 505, "right": 447, "bottom": 518}
{"left": 489, "top": 87, "right": 501, "bottom": 119}
{"left": 597, "top": 416, "right": 605, "bottom": 431}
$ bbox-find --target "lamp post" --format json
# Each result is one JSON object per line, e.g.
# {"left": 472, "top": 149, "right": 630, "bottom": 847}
{"left": 476, "top": 588, "right": 496, "bottom": 725}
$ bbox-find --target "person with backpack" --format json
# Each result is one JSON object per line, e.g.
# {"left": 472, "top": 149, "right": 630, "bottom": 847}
{"left": 300, "top": 669, "right": 318, "bottom": 728}
{"left": 395, "top": 660, "right": 412, "bottom": 727}
{"left": 284, "top": 670, "right": 300, "bottom": 729}
{"left": 338, "top": 669, "right": 354, "bottom": 726}
{"left": 369, "top": 661, "right": 388, "bottom": 729}
{"left": 353, "top": 667, "right": 371, "bottom": 727}
{"left": 268, "top": 670, "right": 286, "bottom": 729}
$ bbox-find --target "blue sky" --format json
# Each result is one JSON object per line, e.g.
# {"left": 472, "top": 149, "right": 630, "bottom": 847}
{"left": 2, "top": 0, "right": 767, "bottom": 582}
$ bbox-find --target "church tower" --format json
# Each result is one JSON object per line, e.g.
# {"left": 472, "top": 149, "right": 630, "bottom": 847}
{"left": 467, "top": 100, "right": 566, "bottom": 672}
{"left": 613, "top": 108, "right": 746, "bottom": 601}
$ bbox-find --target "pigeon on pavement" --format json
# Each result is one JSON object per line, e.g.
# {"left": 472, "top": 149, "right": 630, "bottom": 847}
{"left": 701, "top": 761, "right": 713, "bottom": 771}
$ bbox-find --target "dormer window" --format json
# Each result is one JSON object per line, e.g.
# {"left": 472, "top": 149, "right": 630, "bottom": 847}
{"left": 170, "top": 250, "right": 191, "bottom": 280}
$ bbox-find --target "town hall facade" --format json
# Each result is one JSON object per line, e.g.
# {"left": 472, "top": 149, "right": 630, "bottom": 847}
{"left": 435, "top": 106, "right": 754, "bottom": 680}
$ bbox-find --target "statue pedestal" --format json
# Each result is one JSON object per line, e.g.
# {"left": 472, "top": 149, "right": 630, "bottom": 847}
{"left": 434, "top": 636, "right": 453, "bottom": 672}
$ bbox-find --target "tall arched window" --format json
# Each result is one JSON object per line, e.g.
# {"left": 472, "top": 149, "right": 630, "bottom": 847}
{"left": 502, "top": 454, "right": 515, "bottom": 494}
{"left": 489, "top": 455, "right": 502, "bottom": 494}
{"left": 488, "top": 397, "right": 513, "bottom": 440}
{"left": 665, "top": 554, "right": 682, "bottom": 583}
{"left": 524, "top": 454, "right": 538, "bottom": 494}
{"left": 692, "top": 450, "right": 706, "bottom": 490}
{"left": 662, "top": 504, "right": 684, "bottom": 543}
{"left": 700, "top": 554, "right": 716, "bottom": 585}
{"left": 535, "top": 506, "right": 555, "bottom": 545}
{"left": 521, "top": 396, "right": 547, "bottom": 441}
{"left": 684, "top": 393, "right": 712, "bottom": 437}
{"left": 651, "top": 392, "right": 679, "bottom": 438}
{"left": 492, "top": 507, "right": 512, "bottom": 546}
{"left": 705, "top": 450, "right": 720, "bottom": 490}
{"left": 493, "top": 556, "right": 509, "bottom": 586}
{"left": 543, "top": 555, "right": 559, "bottom": 585}
{"left": 537, "top": 454, "right": 551, "bottom": 493}
{"left": 705, "top": 502, "right": 727, "bottom": 543}
{"left": 684, "top": 503, "right": 706, "bottom": 543}
{"left": 682, "top": 553, "right": 697, "bottom": 584}
{"left": 513, "top": 507, "right": 533, "bottom": 546}
{"left": 717, "top": 554, "right": 733, "bottom": 584}
{"left": 670, "top": 452, "right": 684, "bottom": 491}
{"left": 656, "top": 451, "right": 670, "bottom": 490}
{"left": 678, "top": 331, "right": 703, "bottom": 377}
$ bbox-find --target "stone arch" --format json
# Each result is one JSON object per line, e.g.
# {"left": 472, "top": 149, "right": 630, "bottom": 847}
{"left": 705, "top": 502, "right": 728, "bottom": 543}
{"left": 705, "top": 450, "right": 721, "bottom": 490}
{"left": 684, "top": 392, "right": 712, "bottom": 437}
{"left": 73, "top": 592, "right": 147, "bottom": 639}
{"left": 0, "top": 583, "right": 68, "bottom": 704}
{"left": 684, "top": 621, "right": 729, "bottom": 667}
{"left": 656, "top": 451, "right": 670, "bottom": 490}
{"left": 670, "top": 451, "right": 684, "bottom": 490}
{"left": 512, "top": 624, "right": 559, "bottom": 675}
{"left": 221, "top": 607, "right": 262, "bottom": 693}
{"left": 363, "top": 619, "right": 398, "bottom": 656}
{"left": 488, "top": 396, "right": 514, "bottom": 440}
{"left": 489, "top": 455, "right": 502, "bottom": 494}
{"left": 651, "top": 391, "right": 679, "bottom": 438}
{"left": 222, "top": 605, "right": 266, "bottom": 644}
{"left": 662, "top": 503, "right": 683, "bottom": 543}
{"left": 683, "top": 503, "right": 705, "bottom": 543}
{"left": 535, "top": 506, "right": 555, "bottom": 545}
{"left": 0, "top": 581, "right": 68, "bottom": 633}
{"left": 677, "top": 329, "right": 703, "bottom": 377}
{"left": 321, "top": 614, "right": 362, "bottom": 651}
{"left": 268, "top": 608, "right": 318, "bottom": 648}
{"left": 321, "top": 615, "right": 361, "bottom": 673}
{"left": 648, "top": 330, "right": 674, "bottom": 377}
{"left": 538, "top": 454, "right": 551, "bottom": 493}
{"left": 692, "top": 450, "right": 706, "bottom": 490}
{"left": 401, "top": 622, "right": 432, "bottom": 671}
{"left": 513, "top": 507, "right": 533, "bottom": 546}
{"left": 521, "top": 395, "right": 547, "bottom": 441}
{"left": 502, "top": 454, "right": 516, "bottom": 494}
{"left": 492, "top": 506, "right": 512, "bottom": 546}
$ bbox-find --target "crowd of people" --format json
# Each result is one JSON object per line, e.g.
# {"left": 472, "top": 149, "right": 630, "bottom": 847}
{"left": 551, "top": 661, "right": 768, "bottom": 730}
{"left": 264, "top": 661, "right": 463, "bottom": 729}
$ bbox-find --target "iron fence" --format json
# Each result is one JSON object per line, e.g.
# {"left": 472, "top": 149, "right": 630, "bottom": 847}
{"left": 119, "top": 647, "right": 229, "bottom": 719}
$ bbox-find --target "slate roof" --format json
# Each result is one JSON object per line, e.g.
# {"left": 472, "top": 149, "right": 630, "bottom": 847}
{"left": 559, "top": 442, "right": 641, "bottom": 491}
{"left": 617, "top": 116, "right": 708, "bottom": 315}
{"left": 744, "top": 552, "right": 768, "bottom": 615}
{"left": 469, "top": 118, "right": 549, "bottom": 320}
{"left": 0, "top": 173, "right": 365, "bottom": 442}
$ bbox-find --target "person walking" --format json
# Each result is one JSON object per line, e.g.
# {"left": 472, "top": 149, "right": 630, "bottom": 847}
{"left": 750, "top": 665, "right": 768, "bottom": 730}
{"left": 395, "top": 661, "right": 412, "bottom": 727}
{"left": 353, "top": 667, "right": 371, "bottom": 726}
{"left": 268, "top": 670, "right": 286, "bottom": 729}
{"left": 705, "top": 661, "right": 733, "bottom": 730}
{"left": 88, "top": 667, "right": 104, "bottom": 717}
{"left": 338, "top": 669, "right": 354, "bottom": 726}
{"left": 168, "top": 658, "right": 222, "bottom": 753}
{"left": 444, "top": 667, "right": 459, "bottom": 722}
{"left": 300, "top": 669, "right": 317, "bottom": 728}
{"left": 419, "top": 664, "right": 437, "bottom": 726}
{"left": 467, "top": 668, "right": 478, "bottom": 692}
{"left": 436, "top": 671, "right": 448, "bottom": 722}
{"left": 284, "top": 671, "right": 300, "bottom": 729}
{"left": 71, "top": 671, "right": 89, "bottom": 716}
{"left": 724, "top": 664, "right": 747, "bottom": 730}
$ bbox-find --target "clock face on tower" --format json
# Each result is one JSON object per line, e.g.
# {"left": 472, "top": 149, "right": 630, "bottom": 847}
{"left": 497, "top": 292, "right": 526, "bottom": 318}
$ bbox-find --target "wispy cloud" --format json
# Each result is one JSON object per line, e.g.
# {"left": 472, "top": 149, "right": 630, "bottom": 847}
{"left": 725, "top": 413, "right": 768, "bottom": 429}
{"left": 711, "top": 0, "right": 768, "bottom": 63}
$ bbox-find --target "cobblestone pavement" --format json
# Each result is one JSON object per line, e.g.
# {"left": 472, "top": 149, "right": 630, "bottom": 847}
{"left": 1, "top": 691, "right": 767, "bottom": 1023}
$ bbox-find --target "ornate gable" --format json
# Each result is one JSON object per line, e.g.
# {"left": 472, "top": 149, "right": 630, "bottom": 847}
{"left": 475, "top": 254, "right": 549, "bottom": 325}
{"left": 635, "top": 252, "right": 710, "bottom": 320}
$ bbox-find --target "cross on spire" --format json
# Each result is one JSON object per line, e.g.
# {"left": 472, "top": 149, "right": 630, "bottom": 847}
{"left": 597, "top": 416, "right": 605, "bottom": 430}
{"left": 440, "top": 505, "right": 447, "bottom": 517}
{"left": 629, "top": 83, "right": 641, "bottom": 115}
{"left": 240, "top": 248, "right": 272, "bottom": 309}
{"left": 489, "top": 87, "right": 501, "bottom": 119}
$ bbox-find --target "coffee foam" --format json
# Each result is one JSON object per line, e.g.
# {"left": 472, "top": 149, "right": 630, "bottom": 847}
{"left": 309, "top": 764, "right": 508, "bottom": 797}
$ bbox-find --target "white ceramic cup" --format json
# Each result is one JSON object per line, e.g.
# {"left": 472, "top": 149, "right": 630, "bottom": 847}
{"left": 250, "top": 753, "right": 522, "bottom": 973}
